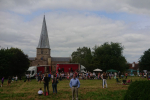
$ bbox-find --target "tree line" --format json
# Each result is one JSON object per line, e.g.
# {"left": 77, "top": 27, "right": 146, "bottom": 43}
{"left": 0, "top": 42, "right": 150, "bottom": 78}
{"left": 71, "top": 42, "right": 129, "bottom": 72}
{"left": 71, "top": 42, "right": 150, "bottom": 72}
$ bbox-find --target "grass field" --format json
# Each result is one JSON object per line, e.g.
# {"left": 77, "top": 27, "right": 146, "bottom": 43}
{"left": 0, "top": 76, "right": 147, "bottom": 100}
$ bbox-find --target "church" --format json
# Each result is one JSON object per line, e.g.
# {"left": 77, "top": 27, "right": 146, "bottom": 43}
{"left": 28, "top": 15, "right": 71, "bottom": 72}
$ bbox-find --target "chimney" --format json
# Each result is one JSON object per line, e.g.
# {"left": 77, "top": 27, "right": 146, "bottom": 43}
{"left": 132, "top": 62, "right": 135, "bottom": 67}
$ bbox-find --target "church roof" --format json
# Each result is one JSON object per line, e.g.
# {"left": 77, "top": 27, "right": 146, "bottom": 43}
{"left": 51, "top": 57, "right": 71, "bottom": 62}
{"left": 37, "top": 15, "right": 50, "bottom": 49}
{"left": 28, "top": 57, "right": 35, "bottom": 61}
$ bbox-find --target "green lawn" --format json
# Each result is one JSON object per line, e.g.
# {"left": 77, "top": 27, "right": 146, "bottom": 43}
{"left": 0, "top": 76, "right": 147, "bottom": 100}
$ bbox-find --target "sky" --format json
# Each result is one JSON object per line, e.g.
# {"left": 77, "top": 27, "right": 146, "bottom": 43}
{"left": 0, "top": 0, "right": 150, "bottom": 63}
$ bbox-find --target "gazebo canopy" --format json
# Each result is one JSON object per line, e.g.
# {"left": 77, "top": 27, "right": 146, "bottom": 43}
{"left": 93, "top": 68, "right": 102, "bottom": 72}
{"left": 106, "top": 69, "right": 118, "bottom": 72}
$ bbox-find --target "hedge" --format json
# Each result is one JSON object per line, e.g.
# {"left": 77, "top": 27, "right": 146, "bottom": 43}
{"left": 124, "top": 80, "right": 150, "bottom": 100}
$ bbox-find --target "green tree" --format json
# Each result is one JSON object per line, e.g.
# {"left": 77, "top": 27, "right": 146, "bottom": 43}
{"left": 71, "top": 47, "right": 92, "bottom": 71}
{"left": 92, "top": 42, "right": 127, "bottom": 72}
{"left": 139, "top": 48, "right": 150, "bottom": 71}
{"left": 0, "top": 47, "right": 30, "bottom": 78}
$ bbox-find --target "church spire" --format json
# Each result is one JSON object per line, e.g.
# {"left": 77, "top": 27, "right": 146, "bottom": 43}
{"left": 37, "top": 15, "right": 50, "bottom": 48}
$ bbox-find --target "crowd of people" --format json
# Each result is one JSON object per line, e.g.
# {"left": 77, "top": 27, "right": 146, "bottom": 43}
{"left": 1, "top": 71, "right": 149, "bottom": 100}
{"left": 1, "top": 76, "right": 18, "bottom": 87}
{"left": 36, "top": 72, "right": 80, "bottom": 99}
{"left": 36, "top": 71, "right": 110, "bottom": 99}
{"left": 35, "top": 73, "right": 58, "bottom": 96}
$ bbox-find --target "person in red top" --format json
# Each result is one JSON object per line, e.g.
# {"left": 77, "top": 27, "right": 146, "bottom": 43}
{"left": 125, "top": 73, "right": 128, "bottom": 79}
{"left": 75, "top": 71, "right": 77, "bottom": 77}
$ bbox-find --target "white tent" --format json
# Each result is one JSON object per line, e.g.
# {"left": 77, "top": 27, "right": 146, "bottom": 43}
{"left": 80, "top": 65, "right": 87, "bottom": 73}
{"left": 93, "top": 68, "right": 102, "bottom": 72}
{"left": 81, "top": 65, "right": 85, "bottom": 70}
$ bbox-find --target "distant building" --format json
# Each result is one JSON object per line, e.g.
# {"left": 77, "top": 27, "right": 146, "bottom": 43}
{"left": 127, "top": 62, "right": 139, "bottom": 75}
{"left": 28, "top": 15, "right": 71, "bottom": 72}
{"left": 128, "top": 62, "right": 139, "bottom": 71}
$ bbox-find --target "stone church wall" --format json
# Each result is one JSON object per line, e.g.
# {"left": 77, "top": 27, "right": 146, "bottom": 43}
{"left": 30, "top": 60, "right": 47, "bottom": 66}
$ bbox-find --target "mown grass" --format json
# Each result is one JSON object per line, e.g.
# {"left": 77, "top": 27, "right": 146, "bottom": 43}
{"left": 0, "top": 76, "right": 147, "bottom": 100}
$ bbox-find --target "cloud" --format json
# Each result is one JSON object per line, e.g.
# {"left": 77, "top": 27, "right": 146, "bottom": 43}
{"left": 0, "top": 1, "right": 150, "bottom": 63}
{"left": 1, "top": 0, "right": 150, "bottom": 15}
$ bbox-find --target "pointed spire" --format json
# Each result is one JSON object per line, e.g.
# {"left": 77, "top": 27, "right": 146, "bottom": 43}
{"left": 37, "top": 15, "right": 50, "bottom": 48}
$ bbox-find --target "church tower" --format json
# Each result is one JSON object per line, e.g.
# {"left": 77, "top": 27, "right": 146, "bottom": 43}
{"left": 36, "top": 15, "right": 51, "bottom": 65}
{"left": 29, "top": 15, "right": 70, "bottom": 71}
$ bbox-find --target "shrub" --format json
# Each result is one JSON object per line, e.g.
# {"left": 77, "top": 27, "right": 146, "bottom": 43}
{"left": 124, "top": 80, "right": 150, "bottom": 100}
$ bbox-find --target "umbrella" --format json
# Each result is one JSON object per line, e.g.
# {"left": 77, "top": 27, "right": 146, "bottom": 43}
{"left": 93, "top": 68, "right": 102, "bottom": 72}
{"left": 106, "top": 69, "right": 118, "bottom": 72}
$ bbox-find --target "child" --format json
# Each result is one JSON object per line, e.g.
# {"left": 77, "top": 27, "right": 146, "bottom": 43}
{"left": 15, "top": 76, "right": 18, "bottom": 82}
{"left": 7, "top": 76, "right": 11, "bottom": 86}
{"left": 1, "top": 77, "right": 4, "bottom": 87}
{"left": 38, "top": 88, "right": 43, "bottom": 95}
{"left": 12, "top": 76, "right": 14, "bottom": 82}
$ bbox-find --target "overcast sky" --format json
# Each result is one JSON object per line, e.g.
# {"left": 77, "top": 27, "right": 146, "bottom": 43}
{"left": 0, "top": 0, "right": 150, "bottom": 63}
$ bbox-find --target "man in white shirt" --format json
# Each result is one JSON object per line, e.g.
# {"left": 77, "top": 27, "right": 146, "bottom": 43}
{"left": 15, "top": 76, "right": 18, "bottom": 82}
{"left": 51, "top": 74, "right": 53, "bottom": 79}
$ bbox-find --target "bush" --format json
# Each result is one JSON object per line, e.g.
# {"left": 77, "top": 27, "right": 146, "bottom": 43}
{"left": 0, "top": 48, "right": 30, "bottom": 78}
{"left": 124, "top": 81, "right": 150, "bottom": 100}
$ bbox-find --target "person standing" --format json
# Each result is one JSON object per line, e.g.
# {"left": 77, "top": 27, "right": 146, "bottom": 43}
{"left": 56, "top": 73, "right": 57, "bottom": 79}
{"left": 48, "top": 72, "right": 51, "bottom": 82}
{"left": 114, "top": 72, "right": 117, "bottom": 79}
{"left": 125, "top": 73, "right": 128, "bottom": 79}
{"left": 86, "top": 72, "right": 88, "bottom": 80}
{"left": 67, "top": 73, "right": 70, "bottom": 80}
{"left": 1, "top": 77, "right": 4, "bottom": 87}
{"left": 35, "top": 73, "right": 38, "bottom": 81}
{"left": 108, "top": 73, "right": 111, "bottom": 79}
{"left": 7, "top": 76, "right": 11, "bottom": 86}
{"left": 12, "top": 76, "right": 15, "bottom": 82}
{"left": 74, "top": 71, "right": 77, "bottom": 77}
{"left": 101, "top": 73, "right": 104, "bottom": 87}
{"left": 51, "top": 74, "right": 53, "bottom": 79}
{"left": 70, "top": 74, "right": 80, "bottom": 100}
{"left": 15, "top": 75, "right": 18, "bottom": 82}
{"left": 38, "top": 74, "right": 42, "bottom": 83}
{"left": 142, "top": 72, "right": 144, "bottom": 78}
{"left": 147, "top": 72, "right": 149, "bottom": 79}
{"left": 102, "top": 72, "right": 107, "bottom": 88}
{"left": 57, "top": 73, "right": 59, "bottom": 79}
{"left": 52, "top": 75, "right": 58, "bottom": 94}
{"left": 59, "top": 73, "right": 62, "bottom": 81}
{"left": 27, "top": 74, "right": 30, "bottom": 82}
{"left": 119, "top": 71, "right": 121, "bottom": 79}
{"left": 43, "top": 73, "right": 49, "bottom": 95}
